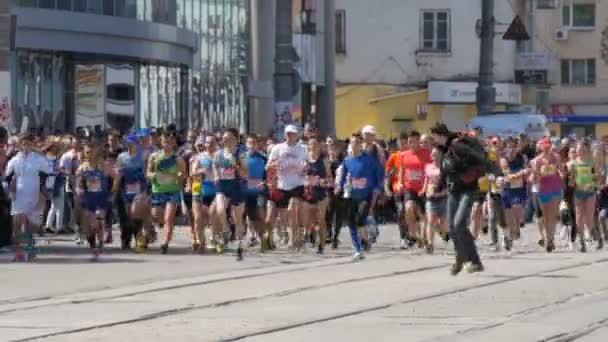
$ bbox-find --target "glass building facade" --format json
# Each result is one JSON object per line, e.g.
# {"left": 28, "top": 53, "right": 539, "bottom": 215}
{"left": 10, "top": 0, "right": 248, "bottom": 133}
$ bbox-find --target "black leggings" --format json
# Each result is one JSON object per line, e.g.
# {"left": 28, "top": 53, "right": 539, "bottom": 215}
{"left": 326, "top": 192, "right": 347, "bottom": 240}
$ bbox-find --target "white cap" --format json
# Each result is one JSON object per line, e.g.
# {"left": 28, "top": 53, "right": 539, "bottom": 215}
{"left": 362, "top": 125, "right": 376, "bottom": 135}
{"left": 285, "top": 124, "right": 299, "bottom": 134}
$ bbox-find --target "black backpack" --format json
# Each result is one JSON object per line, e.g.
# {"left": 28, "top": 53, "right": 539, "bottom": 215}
{"left": 447, "top": 135, "right": 489, "bottom": 185}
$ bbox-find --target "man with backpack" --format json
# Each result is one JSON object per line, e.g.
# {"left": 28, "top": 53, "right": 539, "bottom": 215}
{"left": 430, "top": 123, "right": 489, "bottom": 275}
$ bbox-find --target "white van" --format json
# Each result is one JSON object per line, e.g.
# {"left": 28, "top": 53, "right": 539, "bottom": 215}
{"left": 467, "top": 113, "right": 549, "bottom": 140}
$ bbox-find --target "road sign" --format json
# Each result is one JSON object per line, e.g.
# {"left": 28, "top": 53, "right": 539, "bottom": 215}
{"left": 503, "top": 16, "right": 530, "bottom": 41}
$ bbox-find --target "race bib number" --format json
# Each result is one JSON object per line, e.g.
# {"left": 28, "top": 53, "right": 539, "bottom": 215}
{"left": 87, "top": 177, "right": 102, "bottom": 192}
{"left": 352, "top": 177, "right": 367, "bottom": 189}
{"left": 126, "top": 182, "right": 141, "bottom": 195}
{"left": 541, "top": 164, "right": 556, "bottom": 176}
{"left": 221, "top": 167, "right": 236, "bottom": 180}
{"left": 157, "top": 173, "right": 175, "bottom": 185}
{"left": 247, "top": 179, "right": 263, "bottom": 189}
{"left": 191, "top": 181, "right": 202, "bottom": 195}
{"left": 407, "top": 170, "right": 423, "bottom": 182}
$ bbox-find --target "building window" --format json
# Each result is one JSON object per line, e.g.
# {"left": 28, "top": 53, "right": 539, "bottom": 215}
{"left": 420, "top": 10, "right": 450, "bottom": 52}
{"left": 57, "top": 0, "right": 72, "bottom": 10}
{"left": 561, "top": 59, "right": 595, "bottom": 85}
{"left": 562, "top": 2, "right": 595, "bottom": 28}
{"left": 39, "top": 0, "right": 56, "bottom": 9}
{"left": 336, "top": 9, "right": 346, "bottom": 54}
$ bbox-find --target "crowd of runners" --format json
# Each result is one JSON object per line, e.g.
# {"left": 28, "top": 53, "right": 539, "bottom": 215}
{"left": 1, "top": 121, "right": 608, "bottom": 275}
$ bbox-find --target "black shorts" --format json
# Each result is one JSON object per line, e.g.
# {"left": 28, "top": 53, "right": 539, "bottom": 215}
{"left": 193, "top": 194, "right": 215, "bottom": 207}
{"left": 403, "top": 189, "right": 425, "bottom": 214}
{"left": 246, "top": 193, "right": 266, "bottom": 221}
{"left": 275, "top": 186, "right": 304, "bottom": 209}
{"left": 346, "top": 198, "right": 370, "bottom": 227}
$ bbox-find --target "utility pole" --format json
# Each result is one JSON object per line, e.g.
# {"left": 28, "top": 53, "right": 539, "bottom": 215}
{"left": 273, "top": 0, "right": 296, "bottom": 138}
{"left": 318, "top": 0, "right": 336, "bottom": 138}
{"left": 476, "top": 0, "right": 496, "bottom": 115}
{"left": 249, "top": 0, "right": 275, "bottom": 135}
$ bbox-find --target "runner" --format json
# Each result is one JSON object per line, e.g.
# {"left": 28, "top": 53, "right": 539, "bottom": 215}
{"left": 191, "top": 135, "right": 220, "bottom": 253}
{"left": 385, "top": 132, "right": 409, "bottom": 249}
{"left": 302, "top": 137, "right": 332, "bottom": 254}
{"left": 267, "top": 125, "right": 307, "bottom": 251}
{"left": 116, "top": 135, "right": 152, "bottom": 251}
{"left": 76, "top": 143, "right": 113, "bottom": 261}
{"left": 500, "top": 138, "right": 528, "bottom": 248}
{"left": 399, "top": 130, "right": 430, "bottom": 248}
{"left": 5, "top": 133, "right": 52, "bottom": 261}
{"left": 421, "top": 147, "right": 448, "bottom": 253}
{"left": 336, "top": 133, "right": 383, "bottom": 260}
{"left": 531, "top": 137, "right": 563, "bottom": 253}
{"left": 325, "top": 137, "right": 345, "bottom": 248}
{"left": 567, "top": 139, "right": 597, "bottom": 252}
{"left": 213, "top": 128, "right": 247, "bottom": 260}
{"left": 244, "top": 134, "right": 270, "bottom": 252}
{"left": 147, "top": 131, "right": 186, "bottom": 254}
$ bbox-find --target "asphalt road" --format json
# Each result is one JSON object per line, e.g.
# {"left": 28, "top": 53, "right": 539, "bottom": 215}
{"left": 1, "top": 223, "right": 608, "bottom": 342}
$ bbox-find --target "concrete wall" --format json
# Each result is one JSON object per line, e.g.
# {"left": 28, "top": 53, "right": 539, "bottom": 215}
{"left": 531, "top": 0, "right": 608, "bottom": 105}
{"left": 334, "top": 0, "right": 517, "bottom": 85}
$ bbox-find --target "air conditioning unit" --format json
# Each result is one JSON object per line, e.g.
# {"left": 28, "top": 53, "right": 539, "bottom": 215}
{"left": 555, "top": 27, "right": 569, "bottom": 41}
{"left": 537, "top": 0, "right": 559, "bottom": 9}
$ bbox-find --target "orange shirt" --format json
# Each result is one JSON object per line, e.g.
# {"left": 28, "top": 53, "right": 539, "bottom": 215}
{"left": 401, "top": 148, "right": 431, "bottom": 193}
{"left": 385, "top": 151, "right": 403, "bottom": 193}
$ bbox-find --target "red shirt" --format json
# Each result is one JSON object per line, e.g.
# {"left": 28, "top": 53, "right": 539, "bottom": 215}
{"left": 401, "top": 148, "right": 431, "bottom": 193}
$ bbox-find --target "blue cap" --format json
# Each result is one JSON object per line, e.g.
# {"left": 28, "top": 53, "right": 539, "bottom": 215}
{"left": 125, "top": 135, "right": 139, "bottom": 145}
{"left": 137, "top": 128, "right": 151, "bottom": 137}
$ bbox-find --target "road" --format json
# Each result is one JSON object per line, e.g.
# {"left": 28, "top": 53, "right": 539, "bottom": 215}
{"left": 1, "top": 224, "right": 608, "bottom": 342}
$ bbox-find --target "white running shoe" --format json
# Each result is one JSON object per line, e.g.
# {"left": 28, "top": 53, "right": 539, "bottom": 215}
{"left": 400, "top": 239, "right": 408, "bottom": 250}
{"left": 352, "top": 252, "right": 365, "bottom": 261}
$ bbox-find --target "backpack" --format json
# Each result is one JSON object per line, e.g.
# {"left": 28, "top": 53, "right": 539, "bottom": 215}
{"left": 447, "top": 135, "right": 489, "bottom": 185}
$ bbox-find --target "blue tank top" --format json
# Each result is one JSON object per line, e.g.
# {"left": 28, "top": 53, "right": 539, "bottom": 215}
{"left": 245, "top": 151, "right": 267, "bottom": 193}
{"left": 197, "top": 153, "right": 216, "bottom": 196}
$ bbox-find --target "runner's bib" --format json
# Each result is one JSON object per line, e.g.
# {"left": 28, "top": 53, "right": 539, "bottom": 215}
{"left": 220, "top": 167, "right": 236, "bottom": 180}
{"left": 352, "top": 177, "right": 367, "bottom": 190}
{"left": 157, "top": 173, "right": 175, "bottom": 185}
{"left": 407, "top": 170, "right": 423, "bottom": 182}
{"left": 541, "top": 164, "right": 556, "bottom": 176}
{"left": 87, "top": 177, "right": 102, "bottom": 192}
{"left": 247, "top": 179, "right": 263, "bottom": 189}
{"left": 126, "top": 182, "right": 141, "bottom": 195}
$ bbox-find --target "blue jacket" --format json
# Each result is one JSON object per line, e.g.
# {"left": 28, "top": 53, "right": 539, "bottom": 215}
{"left": 340, "top": 152, "right": 384, "bottom": 201}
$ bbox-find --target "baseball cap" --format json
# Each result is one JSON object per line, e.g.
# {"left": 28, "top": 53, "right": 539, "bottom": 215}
{"left": 285, "top": 124, "right": 299, "bottom": 134}
{"left": 137, "top": 128, "right": 151, "bottom": 138}
{"left": 125, "top": 135, "right": 139, "bottom": 145}
{"left": 362, "top": 125, "right": 376, "bottom": 135}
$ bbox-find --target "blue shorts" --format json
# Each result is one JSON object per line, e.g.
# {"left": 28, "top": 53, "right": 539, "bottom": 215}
{"left": 217, "top": 180, "right": 243, "bottom": 204}
{"left": 80, "top": 193, "right": 110, "bottom": 212}
{"left": 193, "top": 193, "right": 216, "bottom": 207}
{"left": 538, "top": 191, "right": 562, "bottom": 205}
{"left": 151, "top": 192, "right": 181, "bottom": 207}
{"left": 503, "top": 187, "right": 527, "bottom": 209}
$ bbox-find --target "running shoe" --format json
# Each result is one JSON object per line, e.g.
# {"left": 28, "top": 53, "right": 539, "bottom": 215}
{"left": 400, "top": 238, "right": 408, "bottom": 250}
{"left": 160, "top": 243, "right": 169, "bottom": 254}
{"left": 450, "top": 261, "right": 464, "bottom": 276}
{"left": 580, "top": 241, "right": 587, "bottom": 253}
{"left": 13, "top": 248, "right": 24, "bottom": 262}
{"left": 236, "top": 245, "right": 244, "bottom": 261}
{"left": 317, "top": 245, "right": 324, "bottom": 255}
{"left": 192, "top": 242, "right": 200, "bottom": 253}
{"left": 466, "top": 263, "right": 485, "bottom": 274}
{"left": 332, "top": 239, "right": 339, "bottom": 249}
{"left": 538, "top": 239, "right": 545, "bottom": 248}
{"left": 91, "top": 249, "right": 100, "bottom": 262}
{"left": 597, "top": 239, "right": 604, "bottom": 250}
{"left": 425, "top": 244, "right": 434, "bottom": 254}
{"left": 352, "top": 251, "right": 364, "bottom": 261}
{"left": 215, "top": 243, "right": 225, "bottom": 255}
{"left": 504, "top": 237, "right": 513, "bottom": 251}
